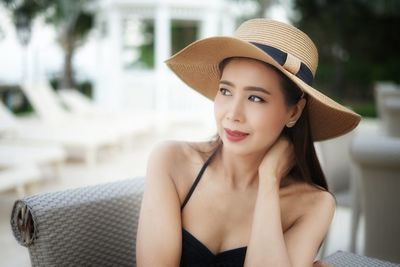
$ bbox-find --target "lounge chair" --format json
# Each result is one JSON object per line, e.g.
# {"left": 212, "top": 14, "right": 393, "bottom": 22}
{"left": 0, "top": 165, "right": 41, "bottom": 195}
{"left": 0, "top": 142, "right": 65, "bottom": 177}
{"left": 57, "top": 88, "right": 127, "bottom": 118}
{"left": 0, "top": 101, "right": 120, "bottom": 166}
{"left": 0, "top": 103, "right": 66, "bottom": 190}
{"left": 0, "top": 99, "right": 19, "bottom": 137}
{"left": 22, "top": 84, "right": 151, "bottom": 149}
{"left": 58, "top": 88, "right": 152, "bottom": 126}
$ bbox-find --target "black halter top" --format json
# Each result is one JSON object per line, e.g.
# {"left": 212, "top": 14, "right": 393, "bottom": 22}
{"left": 179, "top": 148, "right": 247, "bottom": 267}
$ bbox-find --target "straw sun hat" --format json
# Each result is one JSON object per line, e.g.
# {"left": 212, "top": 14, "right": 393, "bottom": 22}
{"left": 165, "top": 18, "right": 361, "bottom": 141}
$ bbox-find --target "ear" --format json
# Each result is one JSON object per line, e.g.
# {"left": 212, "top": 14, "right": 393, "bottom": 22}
{"left": 286, "top": 98, "right": 306, "bottom": 128}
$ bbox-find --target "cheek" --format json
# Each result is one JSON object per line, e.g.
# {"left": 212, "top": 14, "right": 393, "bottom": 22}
{"left": 213, "top": 96, "right": 224, "bottom": 125}
{"left": 250, "top": 105, "right": 287, "bottom": 136}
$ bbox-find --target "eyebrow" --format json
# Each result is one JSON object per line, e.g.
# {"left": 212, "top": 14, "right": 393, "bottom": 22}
{"left": 219, "top": 80, "right": 271, "bottom": 95}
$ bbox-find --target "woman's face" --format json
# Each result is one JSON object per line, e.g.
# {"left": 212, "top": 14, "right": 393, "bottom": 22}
{"left": 214, "top": 58, "right": 296, "bottom": 156}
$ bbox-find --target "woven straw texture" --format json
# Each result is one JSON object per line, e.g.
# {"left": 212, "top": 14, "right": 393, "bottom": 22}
{"left": 11, "top": 177, "right": 144, "bottom": 267}
{"left": 323, "top": 251, "right": 400, "bottom": 267}
{"left": 234, "top": 18, "right": 318, "bottom": 74}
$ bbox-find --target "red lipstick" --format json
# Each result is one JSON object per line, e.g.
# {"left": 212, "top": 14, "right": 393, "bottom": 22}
{"left": 224, "top": 128, "right": 249, "bottom": 142}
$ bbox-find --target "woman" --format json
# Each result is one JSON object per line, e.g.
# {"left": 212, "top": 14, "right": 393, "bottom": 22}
{"left": 136, "top": 19, "right": 360, "bottom": 267}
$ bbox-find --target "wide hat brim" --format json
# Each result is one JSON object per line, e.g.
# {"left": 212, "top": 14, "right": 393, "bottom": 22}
{"left": 165, "top": 36, "right": 361, "bottom": 141}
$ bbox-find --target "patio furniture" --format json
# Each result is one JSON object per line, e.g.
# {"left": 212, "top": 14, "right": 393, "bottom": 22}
{"left": 0, "top": 165, "right": 41, "bottom": 195}
{"left": 382, "top": 98, "right": 400, "bottom": 137}
{"left": 11, "top": 177, "right": 144, "bottom": 266}
{"left": 0, "top": 101, "right": 66, "bottom": 192}
{"left": 57, "top": 88, "right": 133, "bottom": 119}
{"left": 350, "top": 133, "right": 400, "bottom": 263}
{"left": 0, "top": 97, "right": 19, "bottom": 137}
{"left": 374, "top": 82, "right": 400, "bottom": 137}
{"left": 322, "top": 251, "right": 399, "bottom": 267}
{"left": 0, "top": 142, "right": 65, "bottom": 177}
{"left": 57, "top": 88, "right": 153, "bottom": 149}
{"left": 0, "top": 100, "right": 120, "bottom": 166}
{"left": 315, "top": 130, "right": 360, "bottom": 255}
{"left": 10, "top": 177, "right": 400, "bottom": 266}
{"left": 21, "top": 84, "right": 151, "bottom": 148}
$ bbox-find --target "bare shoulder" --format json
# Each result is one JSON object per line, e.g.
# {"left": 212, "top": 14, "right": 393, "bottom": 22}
{"left": 148, "top": 140, "right": 183, "bottom": 160}
{"left": 281, "top": 181, "right": 335, "bottom": 227}
{"left": 296, "top": 183, "right": 335, "bottom": 212}
{"left": 147, "top": 140, "right": 188, "bottom": 176}
{"left": 147, "top": 140, "right": 215, "bottom": 181}
{"left": 299, "top": 185, "right": 336, "bottom": 228}
{"left": 303, "top": 185, "right": 336, "bottom": 215}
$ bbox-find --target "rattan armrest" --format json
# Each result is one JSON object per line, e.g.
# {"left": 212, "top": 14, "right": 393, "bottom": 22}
{"left": 322, "top": 251, "right": 399, "bottom": 266}
{"left": 11, "top": 177, "right": 144, "bottom": 267}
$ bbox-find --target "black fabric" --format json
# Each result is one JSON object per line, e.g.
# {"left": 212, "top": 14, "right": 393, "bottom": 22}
{"left": 180, "top": 148, "right": 247, "bottom": 267}
{"left": 250, "top": 41, "right": 314, "bottom": 86}
{"left": 180, "top": 149, "right": 217, "bottom": 211}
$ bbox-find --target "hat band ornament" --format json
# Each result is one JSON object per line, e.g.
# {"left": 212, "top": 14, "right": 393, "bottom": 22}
{"left": 250, "top": 42, "right": 314, "bottom": 86}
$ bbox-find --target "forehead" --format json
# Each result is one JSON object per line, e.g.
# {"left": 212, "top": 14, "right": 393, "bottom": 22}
{"left": 220, "top": 58, "right": 282, "bottom": 89}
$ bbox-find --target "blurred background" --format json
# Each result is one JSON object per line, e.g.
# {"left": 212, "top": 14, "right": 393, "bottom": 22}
{"left": 0, "top": 0, "right": 399, "bottom": 266}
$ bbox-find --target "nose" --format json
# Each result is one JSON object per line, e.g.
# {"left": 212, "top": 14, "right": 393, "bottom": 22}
{"left": 225, "top": 98, "right": 244, "bottom": 123}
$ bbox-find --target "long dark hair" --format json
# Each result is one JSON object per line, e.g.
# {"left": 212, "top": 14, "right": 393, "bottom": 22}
{"left": 204, "top": 57, "right": 328, "bottom": 191}
{"left": 280, "top": 85, "right": 328, "bottom": 191}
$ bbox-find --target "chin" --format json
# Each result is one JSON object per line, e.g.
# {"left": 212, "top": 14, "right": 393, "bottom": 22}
{"left": 223, "top": 137, "right": 271, "bottom": 156}
{"left": 221, "top": 138, "right": 253, "bottom": 155}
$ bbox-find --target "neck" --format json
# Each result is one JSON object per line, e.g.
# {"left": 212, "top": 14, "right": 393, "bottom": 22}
{"left": 215, "top": 145, "right": 266, "bottom": 190}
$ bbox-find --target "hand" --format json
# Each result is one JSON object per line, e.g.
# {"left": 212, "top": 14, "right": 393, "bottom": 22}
{"left": 258, "top": 136, "right": 295, "bottom": 184}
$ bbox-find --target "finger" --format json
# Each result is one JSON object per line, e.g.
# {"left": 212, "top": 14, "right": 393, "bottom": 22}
{"left": 313, "top": 260, "right": 333, "bottom": 267}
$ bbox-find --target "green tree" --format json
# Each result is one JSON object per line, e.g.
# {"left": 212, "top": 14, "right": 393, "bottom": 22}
{"left": 1, "top": 0, "right": 95, "bottom": 88}
{"left": 1, "top": 0, "right": 44, "bottom": 45}
{"left": 292, "top": 0, "right": 400, "bottom": 102}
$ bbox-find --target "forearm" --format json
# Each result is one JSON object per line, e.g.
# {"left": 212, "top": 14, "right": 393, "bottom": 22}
{"left": 244, "top": 177, "right": 291, "bottom": 267}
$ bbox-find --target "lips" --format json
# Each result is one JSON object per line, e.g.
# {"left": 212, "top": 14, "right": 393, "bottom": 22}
{"left": 224, "top": 128, "right": 249, "bottom": 142}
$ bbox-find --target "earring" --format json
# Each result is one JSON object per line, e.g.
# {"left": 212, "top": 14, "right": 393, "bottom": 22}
{"left": 286, "top": 120, "right": 296, "bottom": 128}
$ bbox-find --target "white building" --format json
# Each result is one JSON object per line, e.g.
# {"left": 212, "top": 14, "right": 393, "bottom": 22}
{"left": 94, "top": 0, "right": 243, "bottom": 128}
{"left": 1, "top": 0, "right": 256, "bottom": 128}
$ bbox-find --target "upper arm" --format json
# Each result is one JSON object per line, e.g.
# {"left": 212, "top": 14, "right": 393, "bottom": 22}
{"left": 136, "top": 141, "right": 183, "bottom": 267}
{"left": 283, "top": 191, "right": 336, "bottom": 267}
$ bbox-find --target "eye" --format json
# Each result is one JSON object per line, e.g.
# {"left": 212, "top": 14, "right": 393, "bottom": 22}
{"left": 219, "top": 88, "right": 232, "bottom": 96}
{"left": 249, "top": 95, "right": 265, "bottom": 103}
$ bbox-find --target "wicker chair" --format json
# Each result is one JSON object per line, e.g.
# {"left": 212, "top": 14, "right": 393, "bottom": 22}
{"left": 10, "top": 177, "right": 399, "bottom": 267}
{"left": 11, "top": 177, "right": 144, "bottom": 267}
